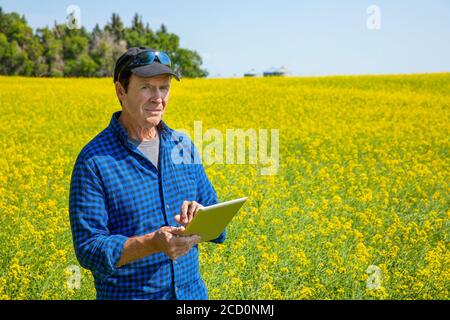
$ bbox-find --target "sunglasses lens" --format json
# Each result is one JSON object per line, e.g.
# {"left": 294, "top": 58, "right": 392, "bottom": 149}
{"left": 156, "top": 52, "right": 171, "bottom": 66}
{"left": 132, "top": 52, "right": 156, "bottom": 66}
{"left": 127, "top": 50, "right": 172, "bottom": 70}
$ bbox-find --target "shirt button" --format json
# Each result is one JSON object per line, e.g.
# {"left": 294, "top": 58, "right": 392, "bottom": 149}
{"left": 174, "top": 260, "right": 177, "bottom": 264}
{"left": 166, "top": 204, "right": 170, "bottom": 208}
{"left": 175, "top": 287, "right": 178, "bottom": 291}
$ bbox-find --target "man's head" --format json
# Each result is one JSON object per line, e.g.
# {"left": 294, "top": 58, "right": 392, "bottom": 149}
{"left": 114, "top": 47, "right": 180, "bottom": 128}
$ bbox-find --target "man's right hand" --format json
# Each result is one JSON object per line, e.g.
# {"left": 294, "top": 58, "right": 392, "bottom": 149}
{"left": 153, "top": 226, "right": 201, "bottom": 260}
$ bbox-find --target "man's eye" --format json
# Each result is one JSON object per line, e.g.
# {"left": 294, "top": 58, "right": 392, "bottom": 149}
{"left": 141, "top": 86, "right": 148, "bottom": 89}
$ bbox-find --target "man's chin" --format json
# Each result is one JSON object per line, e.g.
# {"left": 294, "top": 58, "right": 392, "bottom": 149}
{"left": 144, "top": 117, "right": 161, "bottom": 126}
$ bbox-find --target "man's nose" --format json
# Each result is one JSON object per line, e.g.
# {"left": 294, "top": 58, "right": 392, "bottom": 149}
{"left": 150, "top": 88, "right": 163, "bottom": 102}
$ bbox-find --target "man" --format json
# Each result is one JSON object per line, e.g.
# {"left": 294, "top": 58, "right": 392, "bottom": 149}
{"left": 69, "top": 47, "right": 226, "bottom": 300}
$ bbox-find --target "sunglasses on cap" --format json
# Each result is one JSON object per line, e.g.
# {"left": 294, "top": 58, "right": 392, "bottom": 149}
{"left": 117, "top": 50, "right": 172, "bottom": 80}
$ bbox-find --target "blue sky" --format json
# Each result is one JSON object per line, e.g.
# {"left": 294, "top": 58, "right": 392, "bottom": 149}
{"left": 1, "top": 0, "right": 449, "bottom": 77}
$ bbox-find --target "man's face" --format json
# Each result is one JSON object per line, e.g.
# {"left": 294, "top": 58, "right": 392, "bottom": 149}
{"left": 117, "top": 73, "right": 171, "bottom": 128}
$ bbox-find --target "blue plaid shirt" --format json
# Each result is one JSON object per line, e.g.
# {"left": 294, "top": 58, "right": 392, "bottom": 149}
{"left": 69, "top": 111, "right": 226, "bottom": 300}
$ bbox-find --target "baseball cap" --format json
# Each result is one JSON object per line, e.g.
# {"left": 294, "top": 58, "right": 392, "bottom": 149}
{"left": 113, "top": 47, "right": 181, "bottom": 82}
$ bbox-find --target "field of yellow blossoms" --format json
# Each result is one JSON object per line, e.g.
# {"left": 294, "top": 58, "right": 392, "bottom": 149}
{"left": 0, "top": 73, "right": 448, "bottom": 300}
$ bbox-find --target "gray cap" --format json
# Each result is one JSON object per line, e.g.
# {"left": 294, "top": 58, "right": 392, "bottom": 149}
{"left": 114, "top": 47, "right": 180, "bottom": 82}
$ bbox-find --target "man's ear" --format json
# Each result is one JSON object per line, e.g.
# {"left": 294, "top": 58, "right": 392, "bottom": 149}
{"left": 115, "top": 81, "right": 126, "bottom": 100}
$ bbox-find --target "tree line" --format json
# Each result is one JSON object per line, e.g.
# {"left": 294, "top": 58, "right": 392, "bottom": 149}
{"left": 0, "top": 7, "right": 208, "bottom": 78}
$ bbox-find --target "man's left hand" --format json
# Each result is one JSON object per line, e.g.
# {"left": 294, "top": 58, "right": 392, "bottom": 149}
{"left": 174, "top": 200, "right": 203, "bottom": 226}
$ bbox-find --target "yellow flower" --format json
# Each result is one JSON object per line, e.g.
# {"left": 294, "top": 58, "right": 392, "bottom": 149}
{"left": 297, "top": 287, "right": 315, "bottom": 299}
{"left": 332, "top": 195, "right": 342, "bottom": 206}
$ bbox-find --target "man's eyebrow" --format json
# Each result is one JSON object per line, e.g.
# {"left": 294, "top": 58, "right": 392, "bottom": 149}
{"left": 138, "top": 81, "right": 170, "bottom": 86}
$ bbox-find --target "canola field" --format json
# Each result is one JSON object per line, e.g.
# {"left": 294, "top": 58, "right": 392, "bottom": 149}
{"left": 0, "top": 73, "right": 448, "bottom": 300}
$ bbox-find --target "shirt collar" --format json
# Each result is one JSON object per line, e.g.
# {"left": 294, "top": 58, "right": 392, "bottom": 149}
{"left": 109, "top": 111, "right": 172, "bottom": 147}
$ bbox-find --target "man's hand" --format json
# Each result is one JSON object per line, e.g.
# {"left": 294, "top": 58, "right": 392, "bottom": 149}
{"left": 153, "top": 226, "right": 201, "bottom": 260}
{"left": 174, "top": 200, "right": 203, "bottom": 226}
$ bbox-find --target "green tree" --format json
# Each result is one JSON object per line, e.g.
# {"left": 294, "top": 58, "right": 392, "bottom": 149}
{"left": 90, "top": 30, "right": 127, "bottom": 76}
{"left": 0, "top": 9, "right": 44, "bottom": 75}
{"left": 90, "top": 13, "right": 129, "bottom": 76}
{"left": 64, "top": 53, "right": 98, "bottom": 77}
{"left": 0, "top": 7, "right": 209, "bottom": 78}
{"left": 155, "top": 24, "right": 179, "bottom": 53}
{"left": 172, "top": 48, "right": 208, "bottom": 78}
{"left": 36, "top": 26, "right": 64, "bottom": 76}
{"left": 104, "top": 13, "right": 124, "bottom": 40}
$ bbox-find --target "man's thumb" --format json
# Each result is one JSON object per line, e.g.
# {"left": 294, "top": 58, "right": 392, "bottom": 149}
{"left": 167, "top": 226, "right": 185, "bottom": 235}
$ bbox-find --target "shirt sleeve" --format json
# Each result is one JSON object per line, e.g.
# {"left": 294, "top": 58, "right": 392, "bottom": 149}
{"left": 192, "top": 142, "right": 226, "bottom": 244}
{"left": 69, "top": 154, "right": 128, "bottom": 280}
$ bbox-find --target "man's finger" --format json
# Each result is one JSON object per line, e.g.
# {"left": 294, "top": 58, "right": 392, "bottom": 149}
{"left": 160, "top": 226, "right": 176, "bottom": 233}
{"left": 185, "top": 234, "right": 201, "bottom": 246}
{"left": 188, "top": 201, "right": 197, "bottom": 215}
{"left": 174, "top": 239, "right": 190, "bottom": 248}
{"left": 166, "top": 226, "right": 185, "bottom": 235}
{"left": 181, "top": 201, "right": 189, "bottom": 223}
{"left": 187, "top": 201, "right": 202, "bottom": 223}
{"left": 193, "top": 235, "right": 202, "bottom": 244}
{"left": 172, "top": 239, "right": 193, "bottom": 252}
{"left": 186, "top": 203, "right": 194, "bottom": 223}
{"left": 193, "top": 203, "right": 202, "bottom": 218}
{"left": 174, "top": 214, "right": 182, "bottom": 224}
{"left": 173, "top": 234, "right": 199, "bottom": 247}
